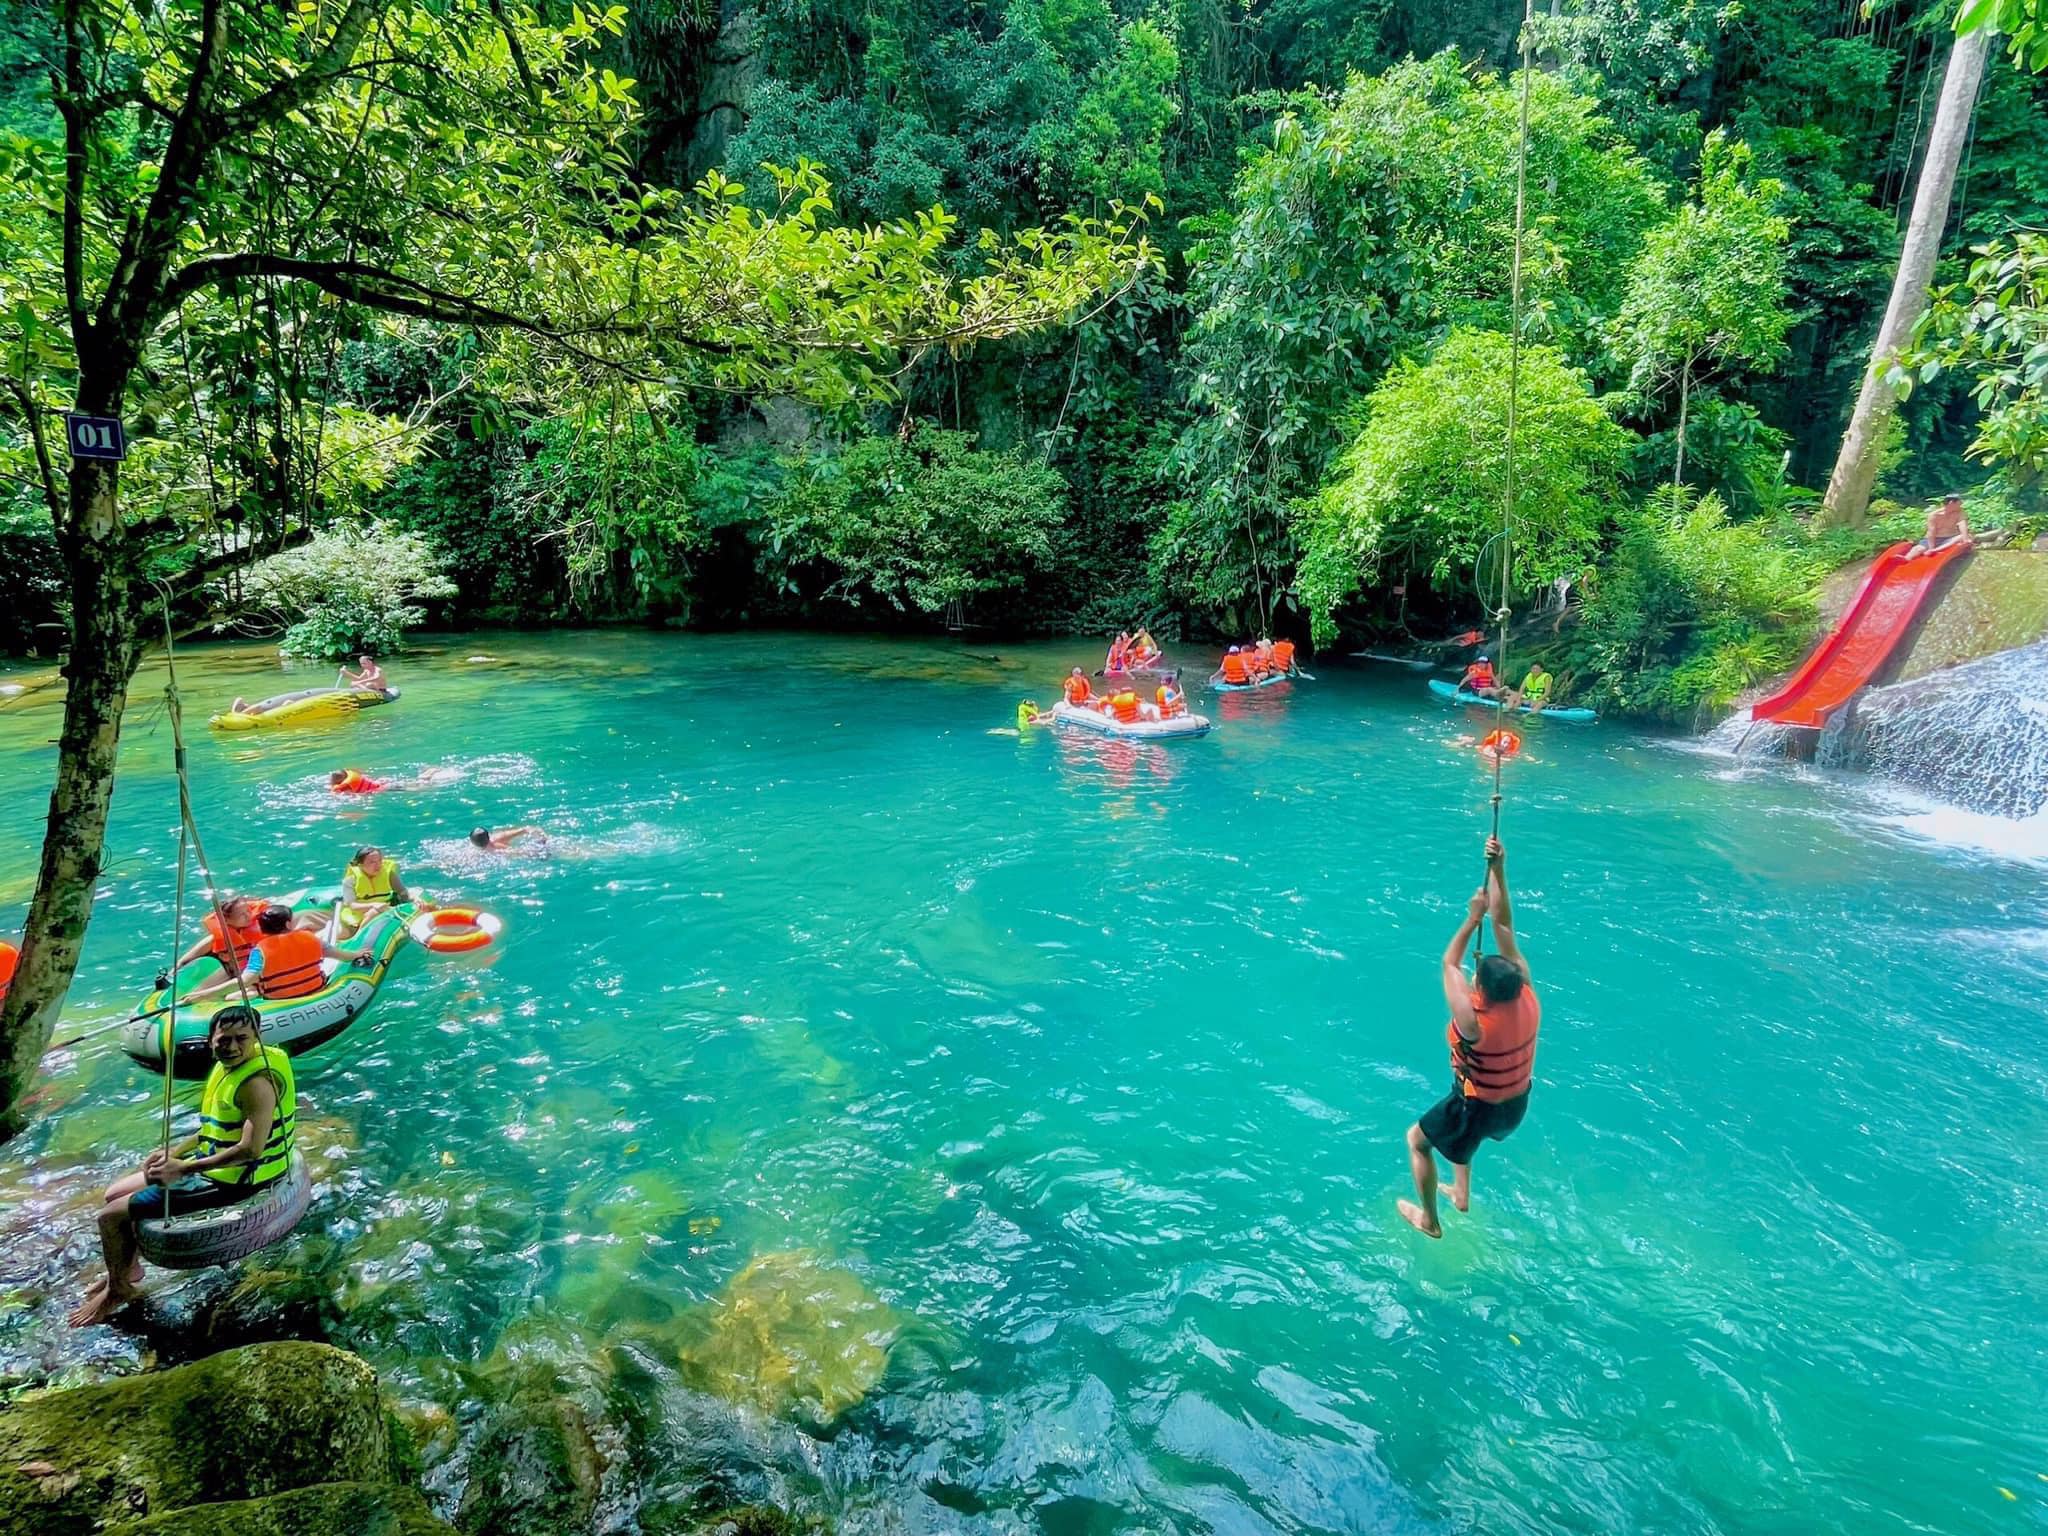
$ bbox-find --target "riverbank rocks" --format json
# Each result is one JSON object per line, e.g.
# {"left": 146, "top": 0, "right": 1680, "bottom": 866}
{"left": 0, "top": 1342, "right": 396, "bottom": 1536}
{"left": 106, "top": 1482, "right": 454, "bottom": 1536}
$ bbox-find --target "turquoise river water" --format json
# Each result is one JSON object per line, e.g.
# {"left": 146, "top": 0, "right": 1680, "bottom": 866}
{"left": 1, "top": 631, "right": 2044, "bottom": 1535}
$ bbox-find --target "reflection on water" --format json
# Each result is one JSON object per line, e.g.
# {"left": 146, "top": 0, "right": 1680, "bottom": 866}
{"left": 1, "top": 630, "right": 2045, "bottom": 1536}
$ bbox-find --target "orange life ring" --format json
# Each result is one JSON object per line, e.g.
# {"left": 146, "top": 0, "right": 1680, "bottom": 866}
{"left": 408, "top": 906, "right": 501, "bottom": 954}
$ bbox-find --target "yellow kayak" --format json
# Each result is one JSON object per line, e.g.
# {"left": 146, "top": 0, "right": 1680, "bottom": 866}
{"left": 209, "top": 686, "right": 398, "bottom": 731}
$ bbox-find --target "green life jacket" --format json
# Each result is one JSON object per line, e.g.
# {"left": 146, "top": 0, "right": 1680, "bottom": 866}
{"left": 196, "top": 1044, "right": 296, "bottom": 1187}
{"left": 345, "top": 857, "right": 398, "bottom": 903}
{"left": 1522, "top": 669, "right": 1552, "bottom": 704}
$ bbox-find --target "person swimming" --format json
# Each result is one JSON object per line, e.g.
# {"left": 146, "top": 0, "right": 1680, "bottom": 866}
{"left": 470, "top": 825, "right": 549, "bottom": 854}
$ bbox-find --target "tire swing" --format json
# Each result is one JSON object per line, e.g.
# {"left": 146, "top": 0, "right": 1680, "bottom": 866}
{"left": 135, "top": 606, "right": 315, "bottom": 1271}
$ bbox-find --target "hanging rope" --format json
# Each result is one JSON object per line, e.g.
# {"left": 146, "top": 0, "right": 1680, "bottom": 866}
{"left": 1480, "top": 0, "right": 1537, "bottom": 952}
{"left": 159, "top": 817, "right": 188, "bottom": 1220}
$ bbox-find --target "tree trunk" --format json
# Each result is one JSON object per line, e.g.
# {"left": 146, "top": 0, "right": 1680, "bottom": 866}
{"left": 1821, "top": 24, "right": 1992, "bottom": 528}
{"left": 0, "top": 458, "right": 142, "bottom": 1137}
{"left": 1673, "top": 360, "right": 1691, "bottom": 517}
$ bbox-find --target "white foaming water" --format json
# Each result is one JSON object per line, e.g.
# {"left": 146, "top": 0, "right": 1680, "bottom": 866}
{"left": 1868, "top": 793, "right": 2048, "bottom": 864}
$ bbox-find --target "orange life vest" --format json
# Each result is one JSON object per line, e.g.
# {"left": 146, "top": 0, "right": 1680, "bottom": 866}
{"left": 254, "top": 930, "right": 326, "bottom": 1000}
{"left": 1481, "top": 728, "right": 1522, "bottom": 756}
{"left": 0, "top": 940, "right": 15, "bottom": 1002}
{"left": 1220, "top": 653, "right": 1248, "bottom": 684}
{"left": 331, "top": 770, "right": 381, "bottom": 794}
{"left": 1156, "top": 686, "right": 1184, "bottom": 718}
{"left": 204, "top": 906, "right": 268, "bottom": 967}
{"left": 1448, "top": 983, "right": 1540, "bottom": 1102}
{"left": 1111, "top": 691, "right": 1141, "bottom": 722}
{"left": 1272, "top": 640, "right": 1295, "bottom": 670}
{"left": 1064, "top": 675, "right": 1092, "bottom": 705}
{"left": 1466, "top": 661, "right": 1496, "bottom": 688}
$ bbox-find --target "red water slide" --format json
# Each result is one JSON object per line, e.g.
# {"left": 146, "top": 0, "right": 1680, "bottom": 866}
{"left": 1750, "top": 539, "right": 1971, "bottom": 729}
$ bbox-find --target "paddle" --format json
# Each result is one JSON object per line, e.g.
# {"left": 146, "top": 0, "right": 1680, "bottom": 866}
{"left": 45, "top": 998, "right": 177, "bottom": 1054}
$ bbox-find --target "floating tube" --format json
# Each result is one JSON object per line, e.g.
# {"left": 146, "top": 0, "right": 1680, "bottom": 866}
{"left": 209, "top": 687, "right": 398, "bottom": 732}
{"left": 123, "top": 892, "right": 414, "bottom": 1080}
{"left": 408, "top": 906, "right": 501, "bottom": 955}
{"left": 1208, "top": 669, "right": 1297, "bottom": 693}
{"left": 1427, "top": 677, "right": 1596, "bottom": 722}
{"left": 1050, "top": 701, "right": 1211, "bottom": 739}
{"left": 136, "top": 1157, "right": 313, "bottom": 1271}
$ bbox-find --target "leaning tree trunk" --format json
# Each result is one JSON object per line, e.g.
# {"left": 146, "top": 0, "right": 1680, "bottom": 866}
{"left": 0, "top": 457, "right": 143, "bottom": 1136}
{"left": 1821, "top": 24, "right": 1992, "bottom": 527}
{"left": 1672, "top": 360, "right": 1691, "bottom": 518}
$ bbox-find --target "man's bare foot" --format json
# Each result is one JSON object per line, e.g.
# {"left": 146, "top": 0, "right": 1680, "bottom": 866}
{"left": 67, "top": 1277, "right": 140, "bottom": 1328}
{"left": 1397, "top": 1199, "right": 1442, "bottom": 1239}
{"left": 127, "top": 1261, "right": 144, "bottom": 1284}
{"left": 1448, "top": 1186, "right": 1469, "bottom": 1214}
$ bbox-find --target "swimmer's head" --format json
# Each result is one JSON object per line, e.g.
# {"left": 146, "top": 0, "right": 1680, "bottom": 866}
{"left": 469, "top": 828, "right": 491, "bottom": 848}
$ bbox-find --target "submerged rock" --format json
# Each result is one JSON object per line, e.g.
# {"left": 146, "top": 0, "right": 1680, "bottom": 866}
{"left": 105, "top": 1481, "right": 455, "bottom": 1536}
{"left": 455, "top": 1363, "right": 607, "bottom": 1536}
{"left": 0, "top": 1342, "right": 395, "bottom": 1536}
{"left": 674, "top": 1251, "right": 899, "bottom": 1426}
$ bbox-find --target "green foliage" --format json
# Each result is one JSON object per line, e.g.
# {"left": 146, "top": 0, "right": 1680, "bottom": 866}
{"left": 1894, "top": 234, "right": 2048, "bottom": 479}
{"left": 0, "top": 501, "right": 63, "bottom": 653}
{"left": 233, "top": 526, "right": 457, "bottom": 660}
{"left": 1571, "top": 490, "right": 1823, "bottom": 722}
{"left": 1609, "top": 132, "right": 1793, "bottom": 422}
{"left": 1164, "top": 56, "right": 1662, "bottom": 627}
{"left": 1957, "top": 0, "right": 2048, "bottom": 73}
{"left": 761, "top": 427, "right": 1066, "bottom": 615}
{"left": 1296, "top": 330, "right": 1630, "bottom": 643}
{"left": 502, "top": 415, "right": 709, "bottom": 618}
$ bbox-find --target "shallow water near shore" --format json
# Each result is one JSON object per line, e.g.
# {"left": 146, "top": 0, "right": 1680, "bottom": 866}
{"left": 1, "top": 630, "right": 2044, "bottom": 1534}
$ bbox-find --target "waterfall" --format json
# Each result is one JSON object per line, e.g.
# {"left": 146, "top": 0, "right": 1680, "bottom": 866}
{"left": 1814, "top": 640, "right": 2048, "bottom": 819}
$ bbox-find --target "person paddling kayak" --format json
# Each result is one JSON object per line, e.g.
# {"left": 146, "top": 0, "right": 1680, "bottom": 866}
{"left": 1399, "top": 835, "right": 1538, "bottom": 1239}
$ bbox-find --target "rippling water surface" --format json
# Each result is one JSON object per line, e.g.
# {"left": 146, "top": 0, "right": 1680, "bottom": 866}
{"left": 2, "top": 631, "right": 2044, "bottom": 1535}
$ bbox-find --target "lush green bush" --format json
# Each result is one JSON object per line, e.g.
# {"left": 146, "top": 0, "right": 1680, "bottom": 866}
{"left": 231, "top": 525, "right": 457, "bottom": 660}
{"left": 1296, "top": 330, "right": 1630, "bottom": 644}
{"left": 501, "top": 415, "right": 708, "bottom": 620}
{"left": 0, "top": 501, "right": 63, "bottom": 654}
{"left": 1570, "top": 490, "right": 1823, "bottom": 723}
{"left": 761, "top": 427, "right": 1066, "bottom": 617}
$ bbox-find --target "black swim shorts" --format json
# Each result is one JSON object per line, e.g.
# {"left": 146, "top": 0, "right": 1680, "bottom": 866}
{"left": 1417, "top": 1082, "right": 1530, "bottom": 1166}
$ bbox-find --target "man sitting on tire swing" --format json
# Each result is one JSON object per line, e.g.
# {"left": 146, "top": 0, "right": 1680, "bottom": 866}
{"left": 68, "top": 1006, "right": 296, "bottom": 1327}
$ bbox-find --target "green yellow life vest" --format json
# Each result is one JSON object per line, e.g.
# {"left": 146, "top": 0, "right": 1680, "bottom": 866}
{"left": 1522, "top": 669, "right": 1553, "bottom": 704}
{"left": 344, "top": 857, "right": 398, "bottom": 904}
{"left": 196, "top": 1044, "right": 296, "bottom": 1187}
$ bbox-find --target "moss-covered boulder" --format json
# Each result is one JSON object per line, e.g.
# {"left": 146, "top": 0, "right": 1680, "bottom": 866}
{"left": 454, "top": 1365, "right": 606, "bottom": 1536}
{"left": 0, "top": 1342, "right": 395, "bottom": 1536}
{"left": 105, "top": 1482, "right": 455, "bottom": 1536}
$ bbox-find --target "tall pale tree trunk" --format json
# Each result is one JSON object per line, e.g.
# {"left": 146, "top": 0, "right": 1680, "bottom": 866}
{"left": 1821, "top": 24, "right": 1993, "bottom": 526}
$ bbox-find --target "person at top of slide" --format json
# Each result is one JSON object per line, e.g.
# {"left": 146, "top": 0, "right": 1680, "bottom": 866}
{"left": 1459, "top": 654, "right": 1500, "bottom": 698}
{"left": 1913, "top": 493, "right": 1970, "bottom": 556}
{"left": 471, "top": 825, "right": 549, "bottom": 853}
{"left": 329, "top": 769, "right": 384, "bottom": 794}
{"left": 1064, "top": 668, "right": 1094, "bottom": 705}
{"left": 344, "top": 654, "right": 388, "bottom": 692}
{"left": 1399, "top": 836, "right": 1538, "bottom": 1239}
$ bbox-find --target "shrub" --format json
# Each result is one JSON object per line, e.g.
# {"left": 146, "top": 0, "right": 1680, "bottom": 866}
{"left": 231, "top": 525, "right": 457, "bottom": 660}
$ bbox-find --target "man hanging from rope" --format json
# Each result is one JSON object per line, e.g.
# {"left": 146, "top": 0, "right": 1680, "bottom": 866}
{"left": 1398, "top": 836, "right": 1540, "bottom": 1239}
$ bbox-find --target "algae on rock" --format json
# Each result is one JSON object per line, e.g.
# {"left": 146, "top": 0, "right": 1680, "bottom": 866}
{"left": 0, "top": 1342, "right": 395, "bottom": 1536}
{"left": 674, "top": 1251, "right": 899, "bottom": 1425}
{"left": 105, "top": 1481, "right": 456, "bottom": 1536}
